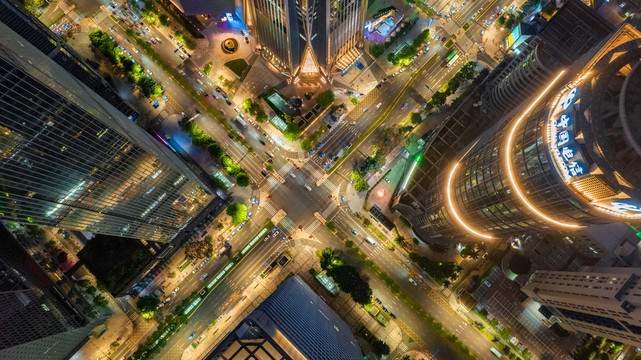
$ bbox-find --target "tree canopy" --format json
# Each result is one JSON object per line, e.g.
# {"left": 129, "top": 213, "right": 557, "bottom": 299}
{"left": 316, "top": 90, "right": 335, "bottom": 109}
{"left": 320, "top": 248, "right": 372, "bottom": 305}
{"left": 409, "top": 252, "right": 461, "bottom": 286}
{"left": 137, "top": 295, "right": 160, "bottom": 319}
{"left": 226, "top": 203, "right": 247, "bottom": 225}
{"left": 236, "top": 172, "right": 250, "bottom": 187}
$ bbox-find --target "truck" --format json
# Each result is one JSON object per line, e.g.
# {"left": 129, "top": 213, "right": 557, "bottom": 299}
{"left": 235, "top": 117, "right": 248, "bottom": 129}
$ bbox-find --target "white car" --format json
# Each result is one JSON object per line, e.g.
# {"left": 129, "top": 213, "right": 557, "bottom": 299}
{"left": 133, "top": 48, "right": 139, "bottom": 53}
{"left": 376, "top": 102, "right": 382, "bottom": 109}
{"left": 198, "top": 71, "right": 204, "bottom": 77}
{"left": 409, "top": 278, "right": 418, "bottom": 286}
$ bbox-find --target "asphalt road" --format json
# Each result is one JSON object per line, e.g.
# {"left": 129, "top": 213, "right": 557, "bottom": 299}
{"left": 80, "top": 0, "right": 513, "bottom": 358}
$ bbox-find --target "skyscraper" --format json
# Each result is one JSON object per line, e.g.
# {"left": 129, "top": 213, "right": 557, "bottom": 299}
{"left": 247, "top": 0, "right": 366, "bottom": 80}
{"left": 0, "top": 224, "right": 105, "bottom": 360}
{"left": 482, "top": 0, "right": 613, "bottom": 115}
{"left": 205, "top": 275, "right": 362, "bottom": 359}
{"left": 395, "top": 23, "right": 641, "bottom": 246}
{"left": 523, "top": 268, "right": 641, "bottom": 346}
{"left": 0, "top": 3, "right": 215, "bottom": 243}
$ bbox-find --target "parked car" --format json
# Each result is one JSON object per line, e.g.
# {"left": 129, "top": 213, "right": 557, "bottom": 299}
{"left": 189, "top": 332, "right": 196, "bottom": 340}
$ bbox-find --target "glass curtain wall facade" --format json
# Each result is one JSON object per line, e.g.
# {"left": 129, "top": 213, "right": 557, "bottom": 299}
{"left": 248, "top": 0, "right": 364, "bottom": 78}
{"left": 0, "top": 21, "right": 214, "bottom": 243}
{"left": 409, "top": 24, "right": 641, "bottom": 246}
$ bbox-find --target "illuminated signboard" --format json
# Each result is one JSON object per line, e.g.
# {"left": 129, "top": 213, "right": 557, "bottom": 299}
{"left": 547, "top": 82, "right": 641, "bottom": 218}
{"left": 506, "top": 26, "right": 521, "bottom": 49}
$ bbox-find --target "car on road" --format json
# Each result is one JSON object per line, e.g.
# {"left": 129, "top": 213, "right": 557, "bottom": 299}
{"left": 178, "top": 53, "right": 185, "bottom": 59}
{"left": 198, "top": 71, "right": 204, "bottom": 77}
{"left": 317, "top": 142, "right": 323, "bottom": 148}
{"left": 204, "top": 93, "right": 209, "bottom": 98}
{"left": 282, "top": 235, "right": 287, "bottom": 240}
{"left": 244, "top": 37, "right": 249, "bottom": 44}
{"left": 326, "top": 163, "right": 331, "bottom": 170}
{"left": 200, "top": 273, "right": 208, "bottom": 281}
{"left": 375, "top": 297, "right": 381, "bottom": 304}
{"left": 424, "top": 47, "right": 430, "bottom": 54}
{"left": 230, "top": 231, "right": 236, "bottom": 237}
{"left": 200, "top": 260, "right": 206, "bottom": 267}
{"left": 237, "top": 224, "right": 244, "bottom": 230}
{"left": 251, "top": 196, "right": 256, "bottom": 203}
{"left": 164, "top": 95, "right": 169, "bottom": 102}
{"left": 390, "top": 313, "right": 397, "bottom": 319}
{"left": 409, "top": 278, "right": 418, "bottom": 286}
{"left": 259, "top": 139, "right": 266, "bottom": 146}
{"left": 308, "top": 149, "right": 314, "bottom": 155}
{"left": 225, "top": 99, "right": 232, "bottom": 105}
{"left": 247, "top": 211, "right": 252, "bottom": 218}
{"left": 376, "top": 82, "right": 383, "bottom": 89}
{"left": 323, "top": 161, "right": 329, "bottom": 167}
{"left": 363, "top": 107, "right": 368, "bottom": 112}
{"left": 376, "top": 102, "right": 382, "bottom": 109}
{"left": 341, "top": 195, "right": 346, "bottom": 202}
{"left": 401, "top": 102, "right": 409, "bottom": 110}
{"left": 382, "top": 306, "right": 389, "bottom": 313}
{"left": 365, "top": 236, "right": 376, "bottom": 246}
{"left": 351, "top": 229, "right": 358, "bottom": 235}
{"left": 319, "top": 153, "right": 325, "bottom": 158}
{"left": 189, "top": 332, "right": 196, "bottom": 340}
{"left": 133, "top": 48, "right": 139, "bottom": 53}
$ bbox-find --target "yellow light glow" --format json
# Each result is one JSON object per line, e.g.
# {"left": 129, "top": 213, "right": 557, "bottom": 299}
{"left": 504, "top": 70, "right": 581, "bottom": 229}
{"left": 446, "top": 163, "right": 495, "bottom": 239}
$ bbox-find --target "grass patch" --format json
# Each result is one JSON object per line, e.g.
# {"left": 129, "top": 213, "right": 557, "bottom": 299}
{"left": 350, "top": 97, "right": 360, "bottom": 105}
{"left": 444, "top": 39, "right": 454, "bottom": 48}
{"left": 462, "top": 23, "right": 470, "bottom": 30}
{"left": 203, "top": 62, "right": 213, "bottom": 75}
{"left": 408, "top": 337, "right": 414, "bottom": 343}
{"left": 225, "top": 59, "right": 249, "bottom": 77}
{"left": 48, "top": 13, "right": 65, "bottom": 27}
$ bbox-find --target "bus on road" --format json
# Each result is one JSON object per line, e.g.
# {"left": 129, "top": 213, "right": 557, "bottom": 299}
{"left": 235, "top": 117, "right": 247, "bottom": 129}
{"left": 490, "top": 347, "right": 502, "bottom": 358}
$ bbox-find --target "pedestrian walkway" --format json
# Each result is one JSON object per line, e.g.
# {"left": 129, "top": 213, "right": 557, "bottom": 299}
{"left": 321, "top": 201, "right": 338, "bottom": 220}
{"left": 277, "top": 162, "right": 293, "bottom": 178}
{"left": 305, "top": 219, "right": 323, "bottom": 234}
{"left": 261, "top": 176, "right": 280, "bottom": 193}
{"left": 261, "top": 201, "right": 278, "bottom": 217}
{"left": 278, "top": 217, "right": 296, "bottom": 233}
{"left": 321, "top": 179, "right": 338, "bottom": 194}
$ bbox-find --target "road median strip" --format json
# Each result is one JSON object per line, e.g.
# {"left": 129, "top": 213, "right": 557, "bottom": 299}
{"left": 128, "top": 221, "right": 274, "bottom": 360}
{"left": 328, "top": 53, "right": 439, "bottom": 175}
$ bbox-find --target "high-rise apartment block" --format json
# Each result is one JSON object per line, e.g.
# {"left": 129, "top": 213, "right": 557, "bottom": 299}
{"left": 247, "top": 0, "right": 366, "bottom": 80}
{"left": 205, "top": 275, "right": 362, "bottom": 359}
{"left": 395, "top": 9, "right": 641, "bottom": 246}
{"left": 0, "top": 224, "right": 105, "bottom": 360}
{"left": 523, "top": 268, "right": 641, "bottom": 346}
{"left": 0, "top": 1, "right": 215, "bottom": 243}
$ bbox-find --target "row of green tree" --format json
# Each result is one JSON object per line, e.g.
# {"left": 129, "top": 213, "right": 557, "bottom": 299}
{"left": 409, "top": 253, "right": 461, "bottom": 287}
{"left": 242, "top": 98, "right": 268, "bottom": 123}
{"left": 139, "top": 0, "right": 171, "bottom": 27}
{"left": 301, "top": 124, "right": 328, "bottom": 152}
{"left": 387, "top": 29, "right": 431, "bottom": 66}
{"left": 88, "top": 29, "right": 162, "bottom": 98}
{"left": 425, "top": 61, "right": 477, "bottom": 110}
{"left": 320, "top": 248, "right": 372, "bottom": 305}
{"left": 351, "top": 149, "right": 385, "bottom": 192}
{"left": 179, "top": 117, "right": 250, "bottom": 187}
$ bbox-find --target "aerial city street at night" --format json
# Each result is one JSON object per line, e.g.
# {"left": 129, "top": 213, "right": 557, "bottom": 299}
{"left": 1, "top": 0, "right": 641, "bottom": 359}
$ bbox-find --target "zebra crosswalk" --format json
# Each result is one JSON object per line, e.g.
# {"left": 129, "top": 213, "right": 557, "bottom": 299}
{"left": 321, "top": 201, "right": 337, "bottom": 220}
{"left": 306, "top": 219, "right": 322, "bottom": 233}
{"left": 261, "top": 201, "right": 278, "bottom": 216}
{"left": 261, "top": 177, "right": 280, "bottom": 192}
{"left": 321, "top": 180, "right": 337, "bottom": 193}
{"left": 279, "top": 217, "right": 296, "bottom": 232}
{"left": 397, "top": 342, "right": 408, "bottom": 353}
{"left": 277, "top": 162, "right": 293, "bottom": 177}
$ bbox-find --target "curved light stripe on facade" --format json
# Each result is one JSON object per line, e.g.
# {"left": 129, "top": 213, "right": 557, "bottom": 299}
{"left": 504, "top": 70, "right": 582, "bottom": 229}
{"left": 446, "top": 163, "right": 495, "bottom": 239}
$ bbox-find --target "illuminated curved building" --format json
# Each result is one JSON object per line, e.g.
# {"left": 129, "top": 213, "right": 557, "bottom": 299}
{"left": 400, "top": 24, "right": 641, "bottom": 246}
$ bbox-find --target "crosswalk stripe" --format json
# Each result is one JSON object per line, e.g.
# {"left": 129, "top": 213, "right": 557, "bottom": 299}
{"left": 321, "top": 202, "right": 337, "bottom": 220}
{"left": 277, "top": 162, "right": 293, "bottom": 177}
{"left": 261, "top": 201, "right": 277, "bottom": 216}
{"left": 306, "top": 219, "right": 322, "bottom": 233}
{"left": 322, "top": 180, "right": 337, "bottom": 193}
{"left": 279, "top": 217, "right": 296, "bottom": 232}
{"left": 261, "top": 177, "right": 279, "bottom": 192}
